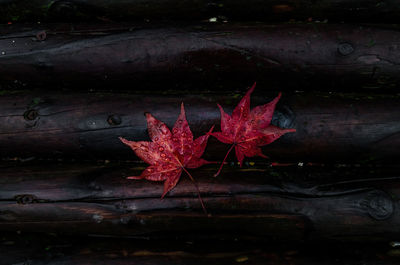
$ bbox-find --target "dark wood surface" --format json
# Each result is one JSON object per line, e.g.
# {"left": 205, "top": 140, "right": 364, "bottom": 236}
{"left": 1, "top": 0, "right": 400, "bottom": 23}
{"left": 0, "top": 162, "right": 399, "bottom": 241}
{"left": 1, "top": 232, "right": 400, "bottom": 265}
{"left": 1, "top": 23, "right": 400, "bottom": 92}
{"left": 0, "top": 91, "right": 398, "bottom": 162}
{"left": 1, "top": 7, "right": 399, "bottom": 264}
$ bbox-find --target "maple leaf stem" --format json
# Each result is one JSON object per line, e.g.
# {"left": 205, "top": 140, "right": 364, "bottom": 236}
{"left": 181, "top": 167, "right": 208, "bottom": 216}
{"left": 214, "top": 144, "right": 235, "bottom": 177}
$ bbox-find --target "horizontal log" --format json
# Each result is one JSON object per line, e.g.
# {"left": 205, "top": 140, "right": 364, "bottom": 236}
{"left": 0, "top": 91, "right": 398, "bottom": 162}
{"left": 1, "top": 23, "right": 400, "bottom": 92}
{"left": 1, "top": 0, "right": 400, "bottom": 23}
{"left": 0, "top": 163, "right": 399, "bottom": 241}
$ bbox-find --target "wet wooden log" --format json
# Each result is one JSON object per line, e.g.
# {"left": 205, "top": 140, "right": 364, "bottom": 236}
{"left": 0, "top": 163, "right": 399, "bottom": 241}
{"left": 1, "top": 0, "right": 400, "bottom": 23}
{"left": 1, "top": 23, "right": 400, "bottom": 92}
{"left": 0, "top": 91, "right": 398, "bottom": 163}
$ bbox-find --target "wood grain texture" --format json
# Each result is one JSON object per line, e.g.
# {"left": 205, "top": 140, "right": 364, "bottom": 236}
{"left": 0, "top": 163, "right": 399, "bottom": 241}
{"left": 0, "top": 91, "right": 398, "bottom": 162}
{"left": 1, "top": 0, "right": 400, "bottom": 23}
{"left": 1, "top": 23, "right": 400, "bottom": 91}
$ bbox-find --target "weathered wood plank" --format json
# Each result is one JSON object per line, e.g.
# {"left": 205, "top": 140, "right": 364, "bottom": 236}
{"left": 0, "top": 163, "right": 399, "bottom": 240}
{"left": 0, "top": 92, "right": 398, "bottom": 162}
{"left": 1, "top": 0, "right": 400, "bottom": 23}
{"left": 1, "top": 23, "right": 400, "bottom": 91}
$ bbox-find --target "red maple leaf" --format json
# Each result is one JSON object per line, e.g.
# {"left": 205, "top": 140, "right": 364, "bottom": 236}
{"left": 119, "top": 103, "right": 213, "bottom": 212}
{"left": 209, "top": 83, "right": 296, "bottom": 176}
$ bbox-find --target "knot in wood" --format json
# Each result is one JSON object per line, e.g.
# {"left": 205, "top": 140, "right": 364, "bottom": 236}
{"left": 271, "top": 105, "right": 295, "bottom": 129}
{"left": 363, "top": 190, "right": 393, "bottom": 221}
{"left": 36, "top": 31, "right": 47, "bottom": 41}
{"left": 15, "top": 194, "right": 37, "bottom": 204}
{"left": 107, "top": 114, "right": 122, "bottom": 126}
{"left": 24, "top": 109, "right": 38, "bottom": 121}
{"left": 338, "top": 42, "right": 354, "bottom": 56}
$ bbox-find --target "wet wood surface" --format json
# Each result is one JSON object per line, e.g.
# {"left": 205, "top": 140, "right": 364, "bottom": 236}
{"left": 0, "top": 162, "right": 399, "bottom": 241}
{"left": 1, "top": 0, "right": 400, "bottom": 23}
{"left": 1, "top": 23, "right": 400, "bottom": 92}
{"left": 0, "top": 7, "right": 399, "bottom": 264}
{"left": 0, "top": 91, "right": 398, "bottom": 162}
